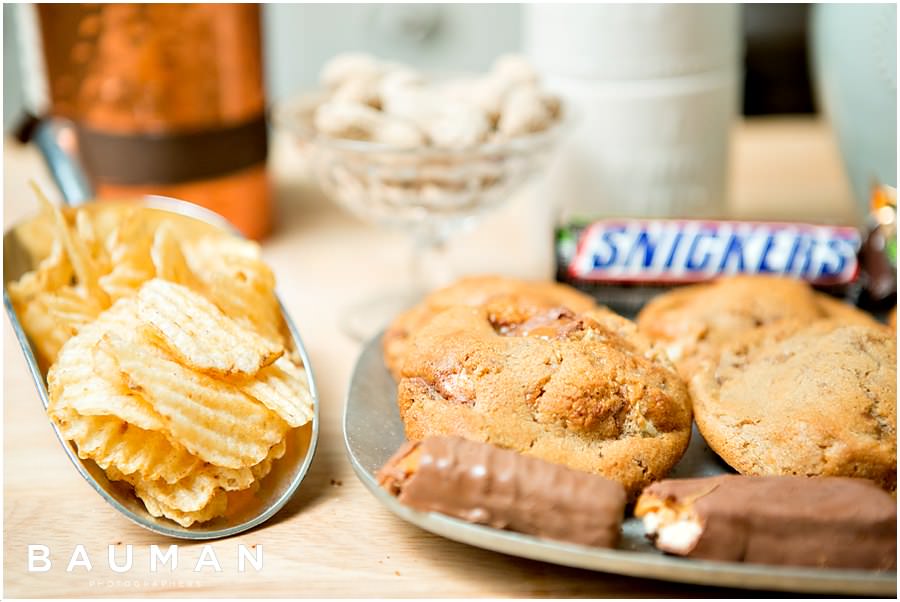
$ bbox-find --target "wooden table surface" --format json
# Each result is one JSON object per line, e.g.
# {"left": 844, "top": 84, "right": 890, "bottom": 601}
{"left": 3, "top": 117, "right": 860, "bottom": 598}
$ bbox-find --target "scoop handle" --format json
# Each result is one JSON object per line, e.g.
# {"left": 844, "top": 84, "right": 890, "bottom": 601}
{"left": 31, "top": 117, "right": 94, "bottom": 207}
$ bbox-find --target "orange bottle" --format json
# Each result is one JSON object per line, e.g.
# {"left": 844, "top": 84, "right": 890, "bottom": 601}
{"left": 37, "top": 3, "right": 271, "bottom": 239}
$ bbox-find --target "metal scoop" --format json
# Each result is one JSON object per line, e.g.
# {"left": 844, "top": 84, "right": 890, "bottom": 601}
{"left": 4, "top": 119, "right": 319, "bottom": 539}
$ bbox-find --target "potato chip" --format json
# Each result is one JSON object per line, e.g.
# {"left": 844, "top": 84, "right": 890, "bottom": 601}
{"left": 251, "top": 438, "right": 287, "bottom": 481}
{"left": 150, "top": 221, "right": 203, "bottom": 290}
{"left": 102, "top": 332, "right": 288, "bottom": 468}
{"left": 204, "top": 438, "right": 287, "bottom": 490}
{"left": 18, "top": 287, "right": 105, "bottom": 365}
{"left": 129, "top": 471, "right": 233, "bottom": 513}
{"left": 240, "top": 356, "right": 314, "bottom": 427}
{"left": 185, "top": 236, "right": 284, "bottom": 342}
{"left": 31, "top": 182, "right": 109, "bottom": 308}
{"left": 203, "top": 272, "right": 285, "bottom": 344}
{"left": 51, "top": 369, "right": 166, "bottom": 434}
{"left": 116, "top": 439, "right": 288, "bottom": 514}
{"left": 138, "top": 485, "right": 228, "bottom": 528}
{"left": 75, "top": 209, "right": 111, "bottom": 275}
{"left": 106, "top": 465, "right": 229, "bottom": 528}
{"left": 96, "top": 211, "right": 155, "bottom": 302}
{"left": 52, "top": 408, "right": 200, "bottom": 484}
{"left": 136, "top": 279, "right": 283, "bottom": 376}
{"left": 46, "top": 297, "right": 140, "bottom": 377}
{"left": 6, "top": 239, "right": 73, "bottom": 305}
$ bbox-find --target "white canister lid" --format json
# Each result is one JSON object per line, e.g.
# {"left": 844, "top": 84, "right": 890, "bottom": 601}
{"left": 524, "top": 4, "right": 742, "bottom": 81}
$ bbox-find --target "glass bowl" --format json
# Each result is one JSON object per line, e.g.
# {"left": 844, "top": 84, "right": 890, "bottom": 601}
{"left": 273, "top": 91, "right": 571, "bottom": 339}
{"left": 275, "top": 91, "right": 569, "bottom": 229}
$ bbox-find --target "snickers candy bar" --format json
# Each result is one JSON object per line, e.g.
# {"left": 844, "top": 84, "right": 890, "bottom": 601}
{"left": 556, "top": 219, "right": 861, "bottom": 314}
{"left": 634, "top": 475, "right": 897, "bottom": 570}
{"left": 377, "top": 436, "right": 627, "bottom": 548}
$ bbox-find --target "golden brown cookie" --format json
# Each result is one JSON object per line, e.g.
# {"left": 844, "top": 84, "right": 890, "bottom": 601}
{"left": 636, "top": 275, "right": 876, "bottom": 379}
{"left": 383, "top": 275, "right": 597, "bottom": 379}
{"left": 815, "top": 293, "right": 881, "bottom": 326}
{"left": 689, "top": 320, "right": 897, "bottom": 492}
{"left": 397, "top": 303, "right": 693, "bottom": 498}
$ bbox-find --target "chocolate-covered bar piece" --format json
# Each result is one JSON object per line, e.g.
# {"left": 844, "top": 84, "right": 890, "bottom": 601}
{"left": 377, "top": 436, "right": 627, "bottom": 548}
{"left": 635, "top": 475, "right": 897, "bottom": 570}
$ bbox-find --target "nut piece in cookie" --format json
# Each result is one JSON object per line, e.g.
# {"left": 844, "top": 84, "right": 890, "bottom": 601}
{"left": 383, "top": 275, "right": 598, "bottom": 380}
{"left": 689, "top": 320, "right": 897, "bottom": 491}
{"left": 635, "top": 475, "right": 897, "bottom": 570}
{"left": 397, "top": 304, "right": 692, "bottom": 498}
{"left": 378, "top": 435, "right": 627, "bottom": 548}
{"left": 636, "top": 275, "right": 877, "bottom": 379}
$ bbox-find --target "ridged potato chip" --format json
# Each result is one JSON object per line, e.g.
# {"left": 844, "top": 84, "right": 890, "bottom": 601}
{"left": 98, "top": 211, "right": 155, "bottom": 303}
{"left": 140, "top": 488, "right": 229, "bottom": 528}
{"left": 6, "top": 239, "right": 72, "bottom": 305}
{"left": 203, "top": 271, "right": 285, "bottom": 345}
{"left": 75, "top": 209, "right": 111, "bottom": 275}
{"left": 116, "top": 439, "right": 289, "bottom": 515}
{"left": 107, "top": 465, "right": 230, "bottom": 528}
{"left": 52, "top": 408, "right": 201, "bottom": 484}
{"left": 102, "top": 332, "right": 288, "bottom": 468}
{"left": 125, "top": 470, "right": 239, "bottom": 514}
{"left": 137, "top": 279, "right": 283, "bottom": 376}
{"left": 150, "top": 222, "right": 203, "bottom": 290}
{"left": 32, "top": 183, "right": 109, "bottom": 308}
{"left": 185, "top": 237, "right": 284, "bottom": 343}
{"left": 47, "top": 297, "right": 142, "bottom": 387}
{"left": 18, "top": 288, "right": 105, "bottom": 366}
{"left": 241, "top": 356, "right": 314, "bottom": 427}
{"left": 251, "top": 438, "right": 287, "bottom": 481}
{"left": 52, "top": 374, "right": 165, "bottom": 433}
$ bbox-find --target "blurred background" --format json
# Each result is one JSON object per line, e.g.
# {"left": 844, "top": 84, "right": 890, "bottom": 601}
{"left": 1, "top": 2, "right": 896, "bottom": 332}
{"left": 3, "top": 3, "right": 896, "bottom": 239}
{"left": 0, "top": 4, "right": 831, "bottom": 128}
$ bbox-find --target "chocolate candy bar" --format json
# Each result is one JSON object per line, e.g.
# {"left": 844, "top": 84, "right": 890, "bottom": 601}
{"left": 377, "top": 436, "right": 627, "bottom": 548}
{"left": 635, "top": 475, "right": 897, "bottom": 570}
{"left": 556, "top": 219, "right": 861, "bottom": 314}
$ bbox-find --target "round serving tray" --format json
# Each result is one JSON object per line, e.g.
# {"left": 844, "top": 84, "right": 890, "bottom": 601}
{"left": 343, "top": 333, "right": 896, "bottom": 596}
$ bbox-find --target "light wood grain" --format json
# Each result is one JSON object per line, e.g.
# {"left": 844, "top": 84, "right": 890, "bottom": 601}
{"left": 3, "top": 118, "right": 857, "bottom": 598}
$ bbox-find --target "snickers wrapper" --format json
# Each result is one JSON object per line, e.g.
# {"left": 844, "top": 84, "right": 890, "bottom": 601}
{"left": 378, "top": 436, "right": 627, "bottom": 548}
{"left": 556, "top": 218, "right": 861, "bottom": 314}
{"left": 635, "top": 475, "right": 897, "bottom": 570}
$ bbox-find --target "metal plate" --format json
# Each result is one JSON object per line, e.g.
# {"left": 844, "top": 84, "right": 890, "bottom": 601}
{"left": 4, "top": 199, "right": 320, "bottom": 540}
{"left": 343, "top": 333, "right": 897, "bottom": 596}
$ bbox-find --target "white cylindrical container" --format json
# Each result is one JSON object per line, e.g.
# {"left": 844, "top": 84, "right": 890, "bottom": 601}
{"left": 526, "top": 4, "right": 741, "bottom": 220}
{"left": 525, "top": 4, "right": 740, "bottom": 81}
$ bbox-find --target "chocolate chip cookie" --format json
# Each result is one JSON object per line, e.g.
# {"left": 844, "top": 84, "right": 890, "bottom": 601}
{"left": 383, "top": 275, "right": 597, "bottom": 379}
{"left": 636, "top": 275, "right": 877, "bottom": 379}
{"left": 689, "top": 319, "right": 897, "bottom": 492}
{"left": 396, "top": 302, "right": 693, "bottom": 497}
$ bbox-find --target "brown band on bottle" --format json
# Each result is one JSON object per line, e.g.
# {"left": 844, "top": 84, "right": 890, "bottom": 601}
{"left": 75, "top": 114, "right": 269, "bottom": 185}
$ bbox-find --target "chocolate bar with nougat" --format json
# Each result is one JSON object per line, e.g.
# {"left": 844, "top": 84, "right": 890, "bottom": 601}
{"left": 634, "top": 475, "right": 897, "bottom": 570}
{"left": 377, "top": 436, "right": 627, "bottom": 548}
